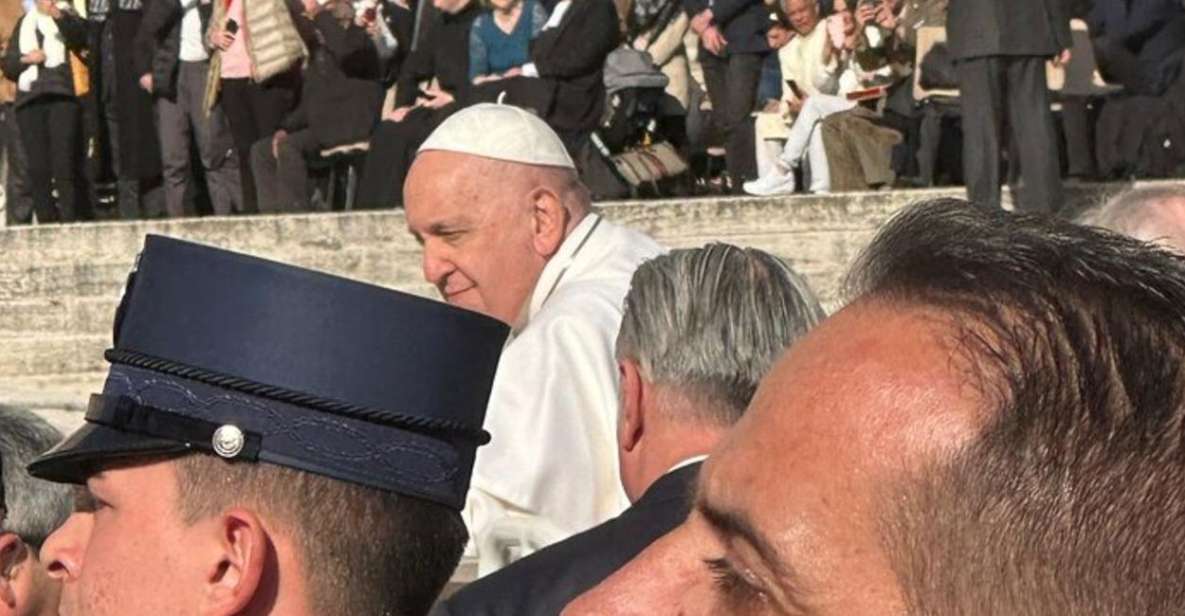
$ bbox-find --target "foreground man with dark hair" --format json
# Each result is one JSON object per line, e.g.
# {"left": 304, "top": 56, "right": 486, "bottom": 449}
{"left": 564, "top": 199, "right": 1185, "bottom": 615}
{"left": 28, "top": 236, "right": 509, "bottom": 616}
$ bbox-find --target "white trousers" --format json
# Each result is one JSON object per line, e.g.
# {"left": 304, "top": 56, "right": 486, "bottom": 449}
{"left": 778, "top": 94, "right": 857, "bottom": 192}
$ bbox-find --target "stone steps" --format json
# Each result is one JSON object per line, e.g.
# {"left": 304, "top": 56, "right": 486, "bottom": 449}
{"left": 0, "top": 181, "right": 1158, "bottom": 417}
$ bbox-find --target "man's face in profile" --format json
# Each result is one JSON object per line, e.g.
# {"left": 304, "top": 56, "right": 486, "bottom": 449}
{"left": 39, "top": 460, "right": 208, "bottom": 616}
{"left": 565, "top": 302, "right": 986, "bottom": 615}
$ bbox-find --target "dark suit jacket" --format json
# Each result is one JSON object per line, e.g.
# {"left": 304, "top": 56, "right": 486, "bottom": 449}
{"left": 433, "top": 463, "right": 701, "bottom": 616}
{"left": 394, "top": 1, "right": 478, "bottom": 107}
{"left": 135, "top": 0, "right": 214, "bottom": 100}
{"left": 683, "top": 0, "right": 768, "bottom": 55}
{"left": 947, "top": 0, "right": 1072, "bottom": 60}
{"left": 527, "top": 0, "right": 620, "bottom": 132}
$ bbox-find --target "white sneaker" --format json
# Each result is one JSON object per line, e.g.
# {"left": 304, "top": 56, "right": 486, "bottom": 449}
{"left": 743, "top": 169, "right": 798, "bottom": 196}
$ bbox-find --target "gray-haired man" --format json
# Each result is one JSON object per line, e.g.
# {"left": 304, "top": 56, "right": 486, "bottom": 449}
{"left": 1079, "top": 185, "right": 1185, "bottom": 253}
{"left": 433, "top": 243, "right": 826, "bottom": 616}
{"left": 0, "top": 406, "right": 72, "bottom": 616}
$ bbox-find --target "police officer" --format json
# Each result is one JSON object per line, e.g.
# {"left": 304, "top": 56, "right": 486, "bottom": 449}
{"left": 28, "top": 235, "right": 509, "bottom": 616}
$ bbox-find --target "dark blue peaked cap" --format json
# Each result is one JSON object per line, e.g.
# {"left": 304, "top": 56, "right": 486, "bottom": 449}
{"left": 29, "top": 235, "right": 509, "bottom": 511}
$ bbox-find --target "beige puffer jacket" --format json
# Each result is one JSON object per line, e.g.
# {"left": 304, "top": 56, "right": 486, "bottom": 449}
{"left": 203, "top": 0, "right": 307, "bottom": 113}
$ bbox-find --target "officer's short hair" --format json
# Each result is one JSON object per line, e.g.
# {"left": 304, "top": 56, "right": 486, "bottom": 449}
{"left": 0, "top": 406, "right": 72, "bottom": 547}
{"left": 174, "top": 453, "right": 467, "bottom": 616}
{"left": 616, "top": 244, "right": 825, "bottom": 426}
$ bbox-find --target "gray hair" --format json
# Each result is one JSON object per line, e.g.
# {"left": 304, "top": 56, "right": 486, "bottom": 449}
{"left": 0, "top": 406, "right": 71, "bottom": 547}
{"left": 1078, "top": 185, "right": 1185, "bottom": 252}
{"left": 616, "top": 243, "right": 826, "bottom": 425}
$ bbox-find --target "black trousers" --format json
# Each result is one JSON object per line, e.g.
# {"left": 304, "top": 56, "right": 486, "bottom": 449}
{"left": 249, "top": 128, "right": 323, "bottom": 213}
{"left": 956, "top": 55, "right": 1063, "bottom": 213}
{"left": 700, "top": 49, "right": 763, "bottom": 186}
{"left": 1, "top": 102, "right": 33, "bottom": 225}
{"left": 355, "top": 105, "right": 446, "bottom": 208}
{"left": 220, "top": 75, "right": 298, "bottom": 214}
{"left": 17, "top": 97, "right": 81, "bottom": 223}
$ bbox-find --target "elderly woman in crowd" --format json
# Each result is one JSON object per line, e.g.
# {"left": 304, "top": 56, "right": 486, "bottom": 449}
{"left": 1, "top": 0, "right": 86, "bottom": 223}
{"left": 468, "top": 0, "right": 547, "bottom": 85}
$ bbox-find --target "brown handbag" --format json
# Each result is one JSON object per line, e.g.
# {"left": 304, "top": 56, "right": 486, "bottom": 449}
{"left": 610, "top": 140, "right": 687, "bottom": 188}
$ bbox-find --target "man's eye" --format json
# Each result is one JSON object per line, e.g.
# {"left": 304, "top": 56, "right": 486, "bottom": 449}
{"left": 705, "top": 557, "right": 770, "bottom": 607}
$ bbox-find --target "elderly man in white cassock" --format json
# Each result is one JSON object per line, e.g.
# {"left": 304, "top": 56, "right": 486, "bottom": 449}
{"left": 404, "top": 103, "right": 665, "bottom": 570}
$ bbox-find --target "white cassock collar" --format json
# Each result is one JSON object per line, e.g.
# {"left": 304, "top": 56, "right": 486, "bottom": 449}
{"left": 515, "top": 213, "right": 604, "bottom": 332}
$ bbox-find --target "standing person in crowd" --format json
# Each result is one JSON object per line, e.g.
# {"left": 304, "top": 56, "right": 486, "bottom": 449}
{"left": 404, "top": 104, "right": 664, "bottom": 567}
{"left": 92, "top": 0, "right": 165, "bottom": 219}
{"left": 948, "top": 0, "right": 1072, "bottom": 213}
{"left": 250, "top": 0, "right": 382, "bottom": 212}
{"left": 467, "top": 0, "right": 546, "bottom": 86}
{"left": 685, "top": 0, "right": 768, "bottom": 192}
{"left": 434, "top": 244, "right": 825, "bottom": 616}
{"left": 744, "top": 0, "right": 909, "bottom": 195}
{"left": 1, "top": 0, "right": 86, "bottom": 223}
{"left": 31, "top": 235, "right": 509, "bottom": 616}
{"left": 205, "top": 0, "right": 306, "bottom": 214}
{"left": 354, "top": 0, "right": 477, "bottom": 208}
{"left": 136, "top": 0, "right": 243, "bottom": 217}
{"left": 566, "top": 199, "right": 1185, "bottom": 616}
{"left": 0, "top": 0, "right": 33, "bottom": 226}
{"left": 0, "top": 406, "right": 73, "bottom": 616}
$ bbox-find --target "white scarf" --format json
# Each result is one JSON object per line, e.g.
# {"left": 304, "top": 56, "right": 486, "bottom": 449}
{"left": 17, "top": 3, "right": 69, "bottom": 93}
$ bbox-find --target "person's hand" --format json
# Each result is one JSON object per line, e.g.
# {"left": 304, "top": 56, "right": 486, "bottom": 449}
{"left": 384, "top": 105, "right": 414, "bottom": 122}
{"left": 502, "top": 66, "right": 523, "bottom": 78}
{"left": 1053, "top": 48, "right": 1072, "bottom": 67}
{"left": 419, "top": 86, "right": 455, "bottom": 109}
{"left": 702, "top": 25, "right": 727, "bottom": 55}
{"left": 271, "top": 129, "right": 287, "bottom": 158}
{"left": 473, "top": 74, "right": 499, "bottom": 84}
{"left": 210, "top": 27, "right": 235, "bottom": 50}
{"left": 787, "top": 95, "right": 805, "bottom": 114}
{"left": 139, "top": 73, "right": 153, "bottom": 92}
{"left": 855, "top": 2, "right": 877, "bottom": 27}
{"left": 767, "top": 24, "right": 793, "bottom": 49}
{"left": 21, "top": 49, "right": 46, "bottom": 65}
{"left": 690, "top": 9, "right": 712, "bottom": 34}
{"left": 875, "top": 0, "right": 898, "bottom": 29}
{"left": 761, "top": 98, "right": 781, "bottom": 113}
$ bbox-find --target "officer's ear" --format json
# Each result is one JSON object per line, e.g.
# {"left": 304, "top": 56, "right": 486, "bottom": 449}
{"left": 200, "top": 508, "right": 269, "bottom": 616}
{"left": 0, "top": 532, "right": 24, "bottom": 608}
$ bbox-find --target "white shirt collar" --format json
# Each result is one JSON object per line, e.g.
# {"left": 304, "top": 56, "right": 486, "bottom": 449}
{"left": 519, "top": 213, "right": 602, "bottom": 330}
{"left": 665, "top": 454, "right": 709, "bottom": 476}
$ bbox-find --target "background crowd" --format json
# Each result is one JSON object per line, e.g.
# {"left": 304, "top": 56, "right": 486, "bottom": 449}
{"left": 1, "top": 0, "right": 1183, "bottom": 224}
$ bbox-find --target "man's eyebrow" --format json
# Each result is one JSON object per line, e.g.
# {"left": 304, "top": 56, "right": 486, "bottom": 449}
{"left": 697, "top": 497, "right": 787, "bottom": 576}
{"left": 697, "top": 495, "right": 816, "bottom": 613}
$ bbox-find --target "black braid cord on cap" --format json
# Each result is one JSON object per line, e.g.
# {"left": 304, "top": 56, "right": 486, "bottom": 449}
{"left": 104, "top": 349, "right": 491, "bottom": 445}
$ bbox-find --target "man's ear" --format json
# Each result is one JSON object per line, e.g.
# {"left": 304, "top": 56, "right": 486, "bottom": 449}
{"left": 0, "top": 532, "right": 23, "bottom": 608}
{"left": 619, "top": 358, "right": 646, "bottom": 453}
{"left": 199, "top": 508, "right": 269, "bottom": 616}
{"left": 529, "top": 186, "right": 570, "bottom": 258}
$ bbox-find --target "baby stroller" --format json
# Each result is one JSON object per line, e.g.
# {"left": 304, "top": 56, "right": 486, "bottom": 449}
{"left": 592, "top": 46, "right": 690, "bottom": 198}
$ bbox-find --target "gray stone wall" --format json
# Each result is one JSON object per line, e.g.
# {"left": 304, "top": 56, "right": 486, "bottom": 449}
{"left": 0, "top": 182, "right": 1148, "bottom": 426}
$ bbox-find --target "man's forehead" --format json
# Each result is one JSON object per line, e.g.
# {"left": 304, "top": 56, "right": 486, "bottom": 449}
{"left": 703, "top": 301, "right": 988, "bottom": 523}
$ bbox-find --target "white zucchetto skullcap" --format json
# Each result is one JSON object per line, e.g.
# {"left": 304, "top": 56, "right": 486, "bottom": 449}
{"left": 418, "top": 103, "right": 576, "bottom": 170}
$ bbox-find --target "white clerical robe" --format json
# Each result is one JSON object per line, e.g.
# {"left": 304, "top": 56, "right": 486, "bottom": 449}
{"left": 464, "top": 213, "right": 664, "bottom": 568}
